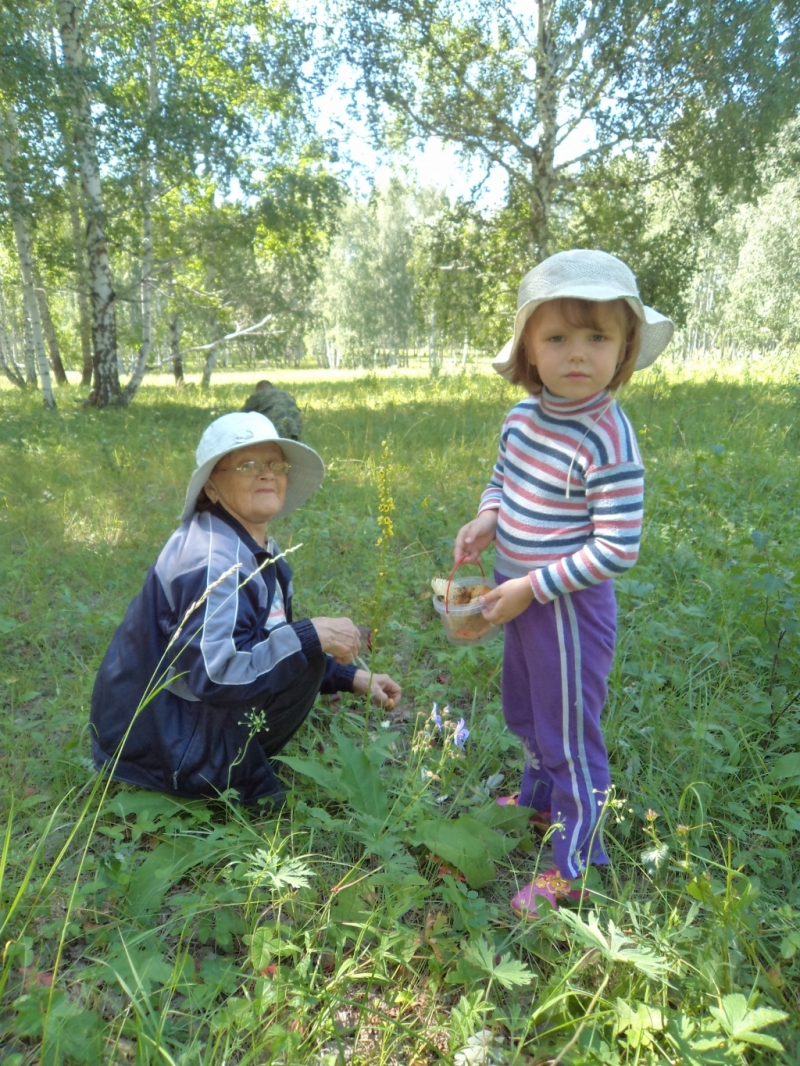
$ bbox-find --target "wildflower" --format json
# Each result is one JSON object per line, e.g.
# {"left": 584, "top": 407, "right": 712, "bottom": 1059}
{"left": 375, "top": 440, "right": 395, "bottom": 546}
{"left": 452, "top": 718, "right": 470, "bottom": 749}
{"left": 430, "top": 704, "right": 443, "bottom": 730}
{"left": 421, "top": 767, "right": 440, "bottom": 781}
{"left": 644, "top": 808, "right": 659, "bottom": 822}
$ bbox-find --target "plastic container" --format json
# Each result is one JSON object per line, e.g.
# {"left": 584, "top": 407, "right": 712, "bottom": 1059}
{"left": 431, "top": 565, "right": 502, "bottom": 647}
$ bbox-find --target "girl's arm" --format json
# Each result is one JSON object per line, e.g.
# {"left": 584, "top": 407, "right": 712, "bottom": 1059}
{"left": 529, "top": 459, "right": 644, "bottom": 603}
{"left": 480, "top": 458, "right": 643, "bottom": 622}
{"left": 454, "top": 415, "right": 510, "bottom": 564}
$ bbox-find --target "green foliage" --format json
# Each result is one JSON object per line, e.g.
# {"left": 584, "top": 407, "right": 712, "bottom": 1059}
{"left": 1, "top": 363, "right": 799, "bottom": 1062}
{"left": 337, "top": 0, "right": 800, "bottom": 257}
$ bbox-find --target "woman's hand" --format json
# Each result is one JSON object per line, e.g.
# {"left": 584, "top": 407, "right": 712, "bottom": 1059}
{"left": 311, "top": 617, "right": 361, "bottom": 663}
{"left": 479, "top": 576, "right": 535, "bottom": 624}
{"left": 352, "top": 669, "right": 402, "bottom": 708}
{"left": 454, "top": 511, "right": 498, "bottom": 564}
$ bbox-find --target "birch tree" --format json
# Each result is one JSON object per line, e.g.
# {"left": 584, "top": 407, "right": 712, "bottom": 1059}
{"left": 0, "top": 106, "right": 56, "bottom": 407}
{"left": 339, "top": 0, "right": 800, "bottom": 262}
{"left": 55, "top": 0, "right": 121, "bottom": 405}
{"left": 122, "top": 2, "right": 159, "bottom": 403}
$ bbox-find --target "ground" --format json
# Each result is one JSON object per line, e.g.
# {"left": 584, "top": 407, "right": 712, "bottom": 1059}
{"left": 0, "top": 359, "right": 798, "bottom": 1064}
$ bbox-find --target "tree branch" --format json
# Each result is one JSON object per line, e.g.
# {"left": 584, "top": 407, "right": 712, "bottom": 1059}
{"left": 178, "top": 312, "right": 276, "bottom": 355}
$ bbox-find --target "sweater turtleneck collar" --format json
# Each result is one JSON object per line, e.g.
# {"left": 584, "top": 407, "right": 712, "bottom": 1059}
{"left": 539, "top": 388, "right": 612, "bottom": 418}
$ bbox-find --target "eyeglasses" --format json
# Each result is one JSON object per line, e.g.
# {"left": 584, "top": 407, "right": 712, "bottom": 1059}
{"left": 218, "top": 460, "right": 291, "bottom": 477}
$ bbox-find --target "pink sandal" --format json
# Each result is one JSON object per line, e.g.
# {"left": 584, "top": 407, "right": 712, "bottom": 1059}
{"left": 511, "top": 867, "right": 585, "bottom": 920}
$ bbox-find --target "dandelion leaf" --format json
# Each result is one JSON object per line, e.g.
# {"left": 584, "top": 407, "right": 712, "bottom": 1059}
{"left": 337, "top": 747, "right": 389, "bottom": 820}
{"left": 413, "top": 815, "right": 516, "bottom": 887}
{"left": 471, "top": 800, "right": 531, "bottom": 834}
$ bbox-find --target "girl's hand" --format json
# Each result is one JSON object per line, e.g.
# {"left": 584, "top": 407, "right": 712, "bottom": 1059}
{"left": 352, "top": 670, "right": 402, "bottom": 707}
{"left": 479, "top": 577, "right": 535, "bottom": 624}
{"left": 454, "top": 511, "right": 498, "bottom": 564}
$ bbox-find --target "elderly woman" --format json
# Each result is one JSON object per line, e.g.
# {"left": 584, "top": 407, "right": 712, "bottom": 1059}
{"left": 90, "top": 412, "right": 401, "bottom": 805}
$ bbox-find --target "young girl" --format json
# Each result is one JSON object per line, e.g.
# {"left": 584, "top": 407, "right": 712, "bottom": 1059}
{"left": 454, "top": 249, "right": 673, "bottom": 918}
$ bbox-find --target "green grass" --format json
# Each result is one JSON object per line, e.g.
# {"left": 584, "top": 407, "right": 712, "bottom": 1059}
{"left": 0, "top": 362, "right": 798, "bottom": 1064}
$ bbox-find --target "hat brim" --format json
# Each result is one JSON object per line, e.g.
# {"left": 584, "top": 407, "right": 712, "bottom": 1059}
{"left": 492, "top": 299, "right": 674, "bottom": 380}
{"left": 182, "top": 436, "right": 325, "bottom": 522}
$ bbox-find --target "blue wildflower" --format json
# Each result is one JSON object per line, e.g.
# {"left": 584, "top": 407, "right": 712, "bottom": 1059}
{"left": 453, "top": 718, "right": 470, "bottom": 748}
{"left": 430, "top": 703, "right": 443, "bottom": 730}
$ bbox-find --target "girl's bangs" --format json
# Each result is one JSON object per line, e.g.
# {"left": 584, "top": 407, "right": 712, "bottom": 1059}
{"left": 554, "top": 298, "right": 631, "bottom": 332}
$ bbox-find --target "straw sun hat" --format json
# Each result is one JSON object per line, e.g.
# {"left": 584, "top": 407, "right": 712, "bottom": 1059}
{"left": 182, "top": 412, "right": 325, "bottom": 521}
{"left": 492, "top": 249, "right": 675, "bottom": 380}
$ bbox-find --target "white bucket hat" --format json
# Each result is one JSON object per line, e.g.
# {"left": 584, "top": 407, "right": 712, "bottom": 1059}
{"left": 492, "top": 249, "right": 675, "bottom": 380}
{"left": 182, "top": 412, "right": 325, "bottom": 522}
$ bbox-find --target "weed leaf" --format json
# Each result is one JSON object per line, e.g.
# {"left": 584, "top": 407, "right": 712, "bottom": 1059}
{"left": 557, "top": 909, "right": 670, "bottom": 978}
{"left": 462, "top": 936, "right": 535, "bottom": 989}
{"left": 709, "top": 993, "right": 787, "bottom": 1050}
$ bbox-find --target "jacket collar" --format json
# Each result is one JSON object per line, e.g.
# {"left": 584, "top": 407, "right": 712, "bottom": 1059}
{"left": 207, "top": 502, "right": 271, "bottom": 560}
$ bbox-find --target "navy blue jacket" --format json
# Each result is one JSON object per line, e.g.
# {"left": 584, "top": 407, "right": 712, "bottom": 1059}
{"left": 90, "top": 505, "right": 356, "bottom": 802}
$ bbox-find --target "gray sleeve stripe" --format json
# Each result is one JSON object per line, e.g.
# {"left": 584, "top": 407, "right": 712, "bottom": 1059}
{"left": 198, "top": 523, "right": 302, "bottom": 687}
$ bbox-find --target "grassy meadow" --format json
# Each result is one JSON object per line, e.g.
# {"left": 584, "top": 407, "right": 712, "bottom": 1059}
{"left": 0, "top": 363, "right": 799, "bottom": 1064}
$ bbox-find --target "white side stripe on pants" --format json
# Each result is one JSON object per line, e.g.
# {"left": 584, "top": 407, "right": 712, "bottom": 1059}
{"left": 564, "top": 592, "right": 599, "bottom": 870}
{"left": 554, "top": 595, "right": 585, "bottom": 874}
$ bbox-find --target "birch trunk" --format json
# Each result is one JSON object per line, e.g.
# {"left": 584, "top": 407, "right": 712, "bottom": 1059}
{"left": 56, "top": 0, "right": 120, "bottom": 406}
{"left": 201, "top": 316, "right": 221, "bottom": 388}
{"left": 0, "top": 109, "right": 56, "bottom": 407}
{"left": 165, "top": 267, "right": 184, "bottom": 383}
{"left": 21, "top": 317, "right": 38, "bottom": 385}
{"left": 124, "top": 168, "right": 153, "bottom": 400}
{"left": 33, "top": 264, "right": 68, "bottom": 385}
{"left": 124, "top": 7, "right": 159, "bottom": 402}
{"left": 68, "top": 171, "right": 93, "bottom": 386}
{"left": 530, "top": 0, "right": 559, "bottom": 262}
{"left": 0, "top": 280, "right": 26, "bottom": 388}
{"left": 0, "top": 109, "right": 36, "bottom": 387}
{"left": 169, "top": 310, "right": 184, "bottom": 383}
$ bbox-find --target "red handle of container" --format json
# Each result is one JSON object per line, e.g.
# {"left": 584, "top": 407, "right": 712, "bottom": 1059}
{"left": 445, "top": 556, "right": 485, "bottom": 614}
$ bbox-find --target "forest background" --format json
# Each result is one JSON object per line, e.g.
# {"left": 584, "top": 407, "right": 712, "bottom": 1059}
{"left": 1, "top": 0, "right": 800, "bottom": 406}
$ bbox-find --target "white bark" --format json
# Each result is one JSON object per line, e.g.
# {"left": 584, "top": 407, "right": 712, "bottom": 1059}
{"left": 33, "top": 264, "right": 68, "bottom": 385}
{"left": 201, "top": 316, "right": 221, "bottom": 388}
{"left": 531, "top": 0, "right": 559, "bottom": 262}
{"left": 0, "top": 108, "right": 56, "bottom": 407}
{"left": 56, "top": 0, "right": 120, "bottom": 405}
{"left": 0, "top": 279, "right": 27, "bottom": 388}
{"left": 124, "top": 6, "right": 159, "bottom": 403}
{"left": 68, "top": 170, "right": 93, "bottom": 385}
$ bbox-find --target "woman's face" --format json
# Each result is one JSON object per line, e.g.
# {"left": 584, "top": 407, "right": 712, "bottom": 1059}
{"left": 204, "top": 442, "right": 288, "bottom": 545}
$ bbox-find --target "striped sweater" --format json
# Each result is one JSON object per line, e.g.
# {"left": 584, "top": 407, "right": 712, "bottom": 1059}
{"left": 479, "top": 389, "right": 644, "bottom": 603}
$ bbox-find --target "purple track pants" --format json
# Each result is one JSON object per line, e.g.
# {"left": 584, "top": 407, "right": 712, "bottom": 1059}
{"left": 499, "top": 576, "right": 617, "bottom": 878}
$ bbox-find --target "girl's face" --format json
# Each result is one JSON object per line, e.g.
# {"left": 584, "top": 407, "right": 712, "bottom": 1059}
{"left": 523, "top": 300, "right": 626, "bottom": 399}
